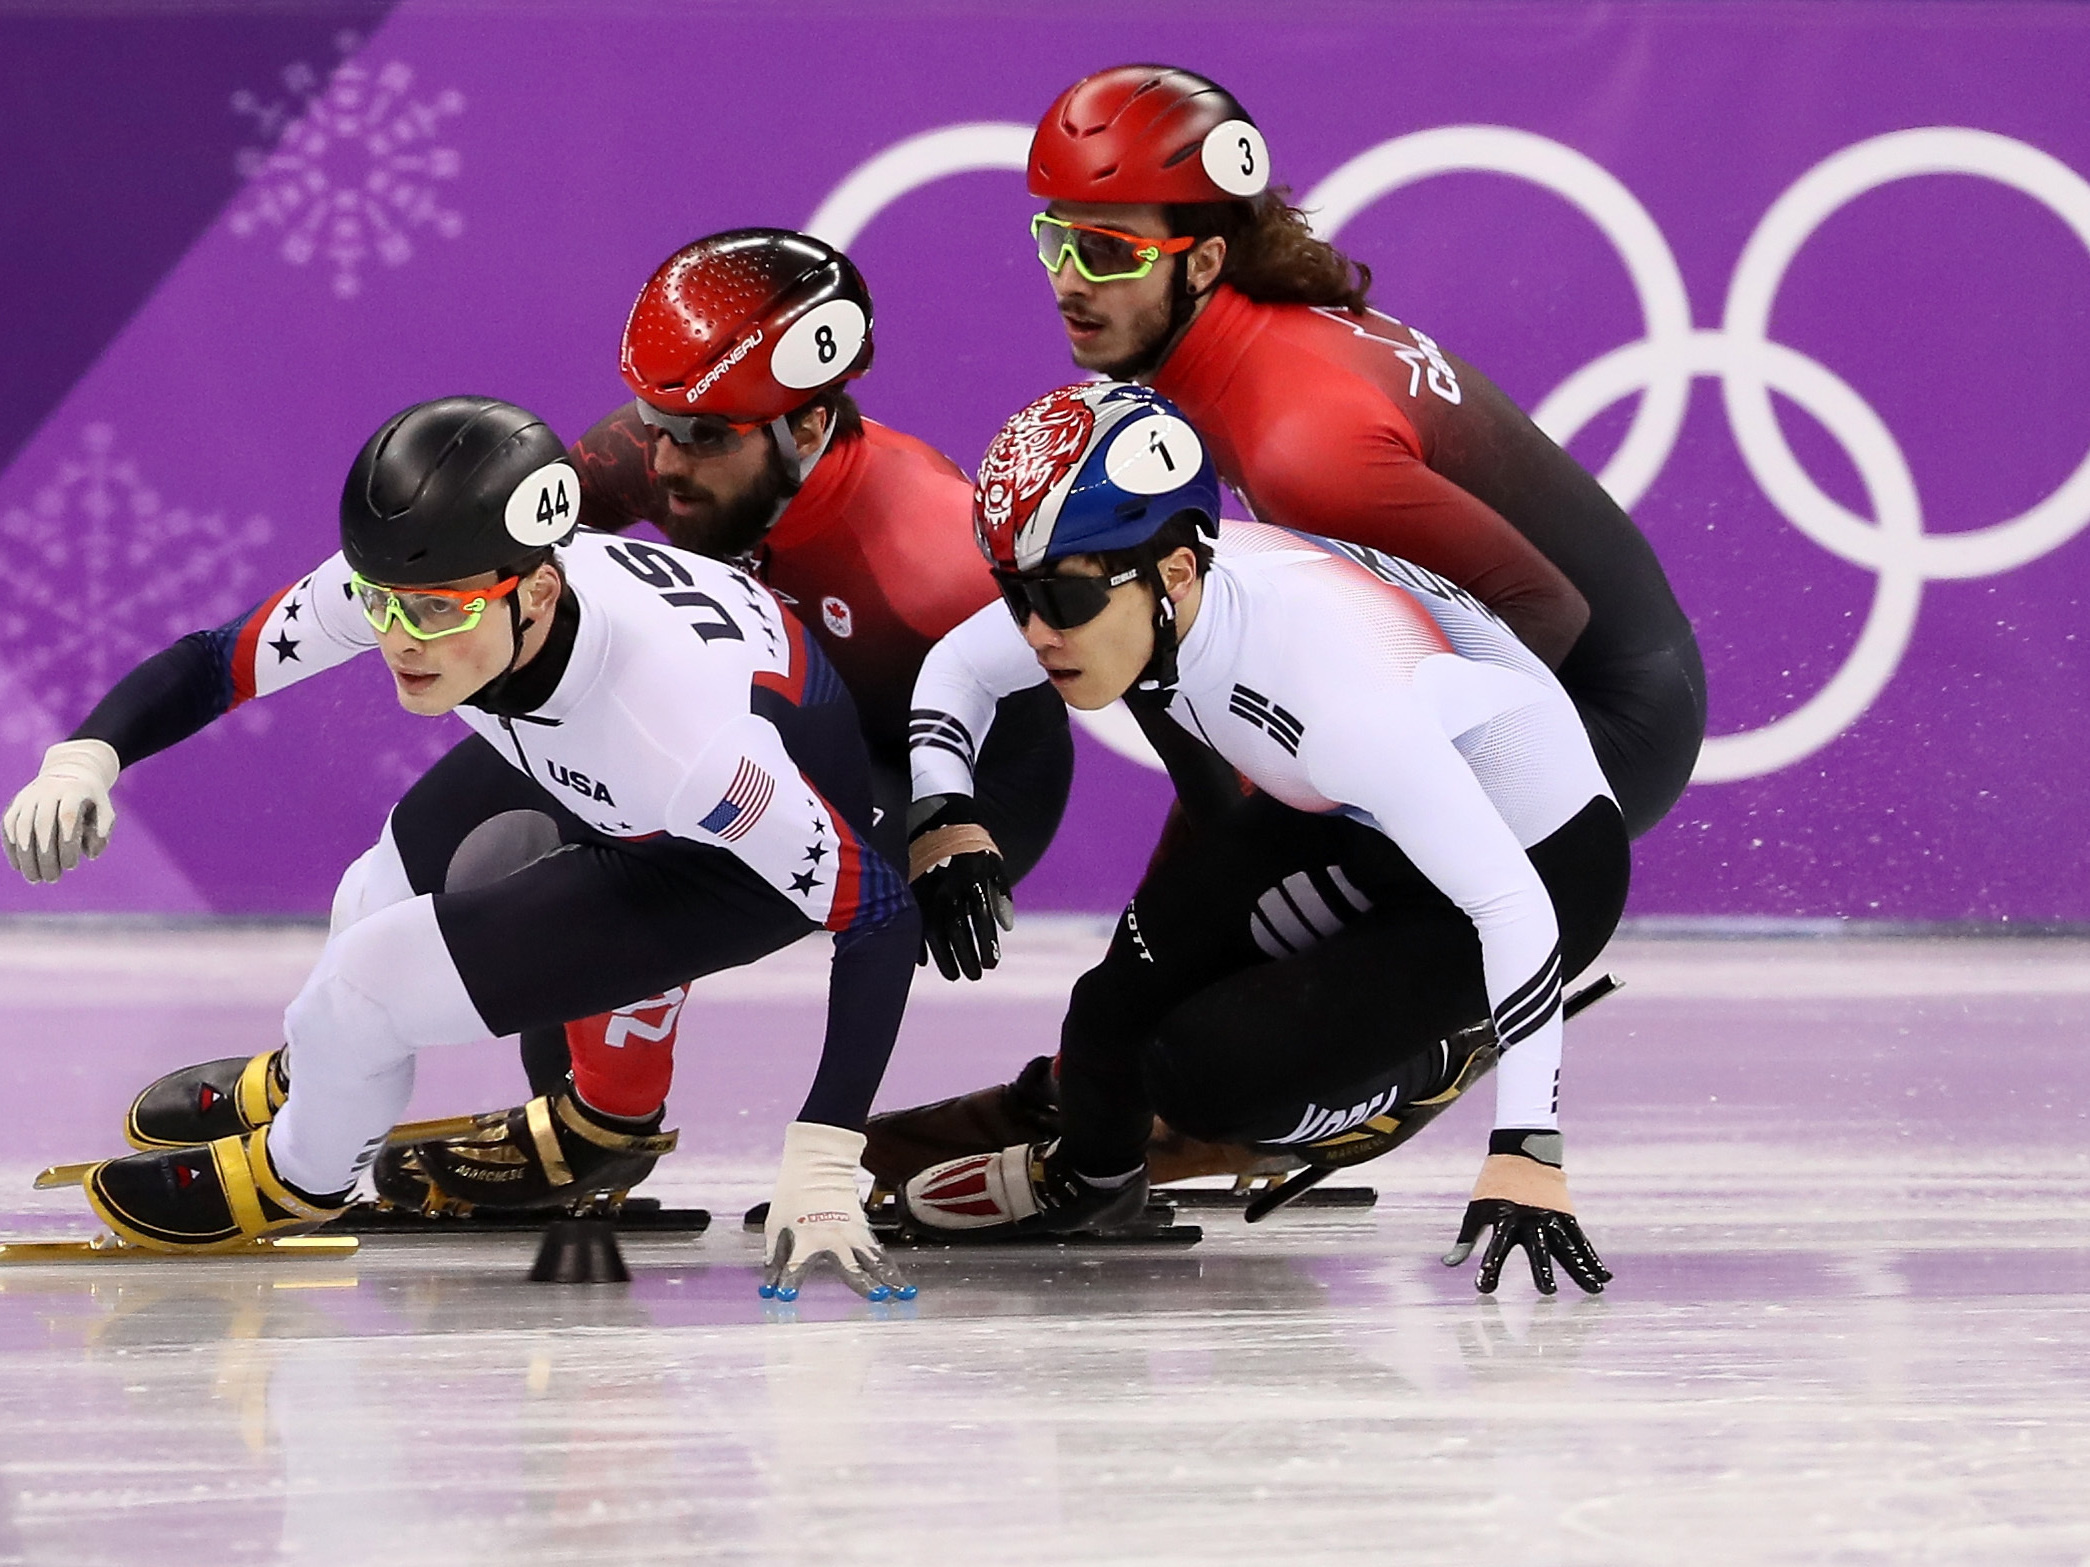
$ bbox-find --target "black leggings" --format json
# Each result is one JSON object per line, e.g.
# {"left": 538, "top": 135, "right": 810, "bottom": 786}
{"left": 388, "top": 737, "right": 814, "bottom": 1043}
{"left": 510, "top": 683, "right": 1070, "bottom": 1095}
{"left": 397, "top": 698, "right": 916, "bottom": 1124}
{"left": 1056, "top": 793, "right": 1629, "bottom": 1176}
{"left": 1562, "top": 638, "right": 1705, "bottom": 841}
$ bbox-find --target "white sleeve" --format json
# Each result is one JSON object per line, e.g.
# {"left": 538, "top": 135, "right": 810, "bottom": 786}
{"left": 907, "top": 600, "right": 1049, "bottom": 803}
{"left": 233, "top": 552, "right": 378, "bottom": 701}
{"left": 1298, "top": 682, "right": 1564, "bottom": 1132}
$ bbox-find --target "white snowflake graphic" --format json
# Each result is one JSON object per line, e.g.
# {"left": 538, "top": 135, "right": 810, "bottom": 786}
{"left": 228, "top": 31, "right": 466, "bottom": 299}
{"left": 0, "top": 426, "right": 274, "bottom": 746}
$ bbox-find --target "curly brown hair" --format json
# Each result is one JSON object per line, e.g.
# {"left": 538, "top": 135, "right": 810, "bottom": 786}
{"left": 1166, "top": 188, "right": 1373, "bottom": 314}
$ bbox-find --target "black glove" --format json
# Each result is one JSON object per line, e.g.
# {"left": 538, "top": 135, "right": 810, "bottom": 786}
{"left": 1441, "top": 1129, "right": 1611, "bottom": 1296}
{"left": 1442, "top": 1200, "right": 1611, "bottom": 1296}
{"left": 909, "top": 796, "right": 1014, "bottom": 982}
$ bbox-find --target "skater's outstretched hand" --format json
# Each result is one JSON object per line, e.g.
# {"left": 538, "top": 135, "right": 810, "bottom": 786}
{"left": 4, "top": 740, "right": 119, "bottom": 885}
{"left": 908, "top": 797, "right": 1014, "bottom": 982}
{"left": 762, "top": 1121, "right": 916, "bottom": 1303}
{"left": 1441, "top": 1133, "right": 1611, "bottom": 1296}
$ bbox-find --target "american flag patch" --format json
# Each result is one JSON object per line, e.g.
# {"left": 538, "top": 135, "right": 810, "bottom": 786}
{"left": 698, "top": 759, "right": 774, "bottom": 842}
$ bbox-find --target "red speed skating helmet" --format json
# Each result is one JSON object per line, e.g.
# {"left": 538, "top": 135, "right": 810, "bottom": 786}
{"left": 1029, "top": 65, "right": 1270, "bottom": 207}
{"left": 620, "top": 229, "right": 874, "bottom": 425}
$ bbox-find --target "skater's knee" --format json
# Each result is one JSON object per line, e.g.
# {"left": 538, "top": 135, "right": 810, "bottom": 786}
{"left": 1139, "top": 1012, "right": 1253, "bottom": 1145}
{"left": 289, "top": 896, "right": 488, "bottom": 1065}
{"left": 443, "top": 808, "right": 563, "bottom": 894}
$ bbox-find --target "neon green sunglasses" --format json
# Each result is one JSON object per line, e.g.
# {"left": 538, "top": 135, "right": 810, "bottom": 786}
{"left": 350, "top": 570, "right": 520, "bottom": 641}
{"left": 1031, "top": 213, "right": 1196, "bottom": 283}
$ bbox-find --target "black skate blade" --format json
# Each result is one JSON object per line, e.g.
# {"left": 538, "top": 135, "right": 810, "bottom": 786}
{"left": 1166, "top": 1184, "right": 1378, "bottom": 1211}
{"left": 880, "top": 1195, "right": 1200, "bottom": 1248}
{"left": 336, "top": 1197, "right": 709, "bottom": 1236}
{"left": 745, "top": 1197, "right": 1201, "bottom": 1247}
{"left": 877, "top": 1221, "right": 1203, "bottom": 1249}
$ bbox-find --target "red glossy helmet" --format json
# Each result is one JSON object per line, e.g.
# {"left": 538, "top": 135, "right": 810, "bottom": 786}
{"left": 620, "top": 229, "right": 874, "bottom": 426}
{"left": 1029, "top": 65, "right": 1270, "bottom": 207}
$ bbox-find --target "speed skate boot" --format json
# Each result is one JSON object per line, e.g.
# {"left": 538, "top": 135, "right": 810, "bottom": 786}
{"left": 900, "top": 1139, "right": 1148, "bottom": 1240}
{"left": 125, "top": 1048, "right": 288, "bottom": 1150}
{"left": 863, "top": 1054, "right": 1293, "bottom": 1188}
{"left": 1276, "top": 1020, "right": 1500, "bottom": 1170}
{"left": 861, "top": 1053, "right": 1061, "bottom": 1186}
{"left": 85, "top": 1126, "right": 348, "bottom": 1252}
{"left": 372, "top": 1086, "right": 678, "bottom": 1214}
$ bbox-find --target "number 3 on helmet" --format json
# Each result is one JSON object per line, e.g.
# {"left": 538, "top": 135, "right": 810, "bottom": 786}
{"left": 619, "top": 228, "right": 875, "bottom": 427}
{"left": 1028, "top": 65, "right": 1271, "bottom": 206}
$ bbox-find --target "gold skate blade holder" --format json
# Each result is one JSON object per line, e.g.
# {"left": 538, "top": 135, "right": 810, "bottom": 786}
{"left": 21, "top": 1165, "right": 358, "bottom": 1259}
{"left": 0, "top": 1232, "right": 359, "bottom": 1263}
{"left": 384, "top": 1113, "right": 486, "bottom": 1146}
{"left": 36, "top": 1110, "right": 492, "bottom": 1188}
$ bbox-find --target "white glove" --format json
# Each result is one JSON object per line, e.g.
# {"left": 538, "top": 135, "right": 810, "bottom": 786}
{"left": 761, "top": 1121, "right": 915, "bottom": 1303}
{"left": 4, "top": 740, "right": 120, "bottom": 885}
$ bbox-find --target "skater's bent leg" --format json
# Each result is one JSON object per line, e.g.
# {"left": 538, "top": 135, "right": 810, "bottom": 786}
{"left": 452, "top": 806, "right": 571, "bottom": 1097}
{"left": 327, "top": 825, "right": 415, "bottom": 937}
{"left": 519, "top": 1026, "right": 576, "bottom": 1096}
{"left": 565, "top": 993, "right": 684, "bottom": 1118}
{"left": 1052, "top": 798, "right": 1376, "bottom": 1177}
{"left": 1053, "top": 822, "right": 1296, "bottom": 1177}
{"left": 1055, "top": 945, "right": 1175, "bottom": 1178}
{"left": 395, "top": 737, "right": 601, "bottom": 1091}
{"left": 1142, "top": 906, "right": 1487, "bottom": 1150}
{"left": 273, "top": 895, "right": 490, "bottom": 1197}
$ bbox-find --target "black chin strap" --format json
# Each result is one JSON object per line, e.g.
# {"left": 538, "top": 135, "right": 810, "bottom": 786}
{"left": 467, "top": 575, "right": 579, "bottom": 716}
{"left": 464, "top": 592, "right": 531, "bottom": 709}
{"left": 1130, "top": 562, "right": 1183, "bottom": 701}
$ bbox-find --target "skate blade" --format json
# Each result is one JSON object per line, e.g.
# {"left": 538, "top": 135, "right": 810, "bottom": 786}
{"left": 0, "top": 1232, "right": 359, "bottom": 1263}
{"left": 1169, "top": 1184, "right": 1378, "bottom": 1211}
{"left": 33, "top": 1163, "right": 96, "bottom": 1190}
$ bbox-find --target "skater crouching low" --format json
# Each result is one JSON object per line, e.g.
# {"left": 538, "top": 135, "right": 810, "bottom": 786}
{"left": 895, "top": 382, "right": 1628, "bottom": 1294}
{"left": 2, "top": 396, "right": 917, "bottom": 1301}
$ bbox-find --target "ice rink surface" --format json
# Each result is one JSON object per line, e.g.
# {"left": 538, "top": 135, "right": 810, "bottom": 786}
{"left": 2, "top": 919, "right": 2088, "bottom": 1566}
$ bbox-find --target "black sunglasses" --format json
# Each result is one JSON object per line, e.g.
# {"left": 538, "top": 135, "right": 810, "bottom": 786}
{"left": 994, "top": 566, "right": 1143, "bottom": 630}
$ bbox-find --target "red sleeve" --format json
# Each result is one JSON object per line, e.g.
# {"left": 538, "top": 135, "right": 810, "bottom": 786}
{"left": 1242, "top": 396, "right": 1590, "bottom": 668}
{"left": 568, "top": 403, "right": 662, "bottom": 535}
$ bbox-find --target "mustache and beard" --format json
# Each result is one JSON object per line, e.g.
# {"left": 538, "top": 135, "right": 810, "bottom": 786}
{"left": 1062, "top": 261, "right": 1199, "bottom": 381}
{"left": 653, "top": 436, "right": 796, "bottom": 561}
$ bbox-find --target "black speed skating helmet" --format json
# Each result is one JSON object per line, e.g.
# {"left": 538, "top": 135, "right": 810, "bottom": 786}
{"left": 341, "top": 396, "right": 580, "bottom": 586}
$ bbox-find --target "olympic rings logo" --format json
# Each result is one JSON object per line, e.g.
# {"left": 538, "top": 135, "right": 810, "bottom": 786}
{"left": 808, "top": 123, "right": 2090, "bottom": 783}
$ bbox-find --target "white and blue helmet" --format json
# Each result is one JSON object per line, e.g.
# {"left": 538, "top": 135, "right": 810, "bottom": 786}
{"left": 974, "top": 381, "right": 1222, "bottom": 573}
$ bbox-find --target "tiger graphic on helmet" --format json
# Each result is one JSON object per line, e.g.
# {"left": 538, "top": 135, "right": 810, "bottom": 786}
{"left": 973, "top": 383, "right": 1100, "bottom": 570}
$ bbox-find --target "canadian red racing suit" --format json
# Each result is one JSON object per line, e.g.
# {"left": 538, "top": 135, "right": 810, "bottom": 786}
{"left": 1151, "top": 284, "right": 1705, "bottom": 838}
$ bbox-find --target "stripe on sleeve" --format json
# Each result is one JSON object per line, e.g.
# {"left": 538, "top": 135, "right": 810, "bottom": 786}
{"left": 228, "top": 583, "right": 298, "bottom": 705}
